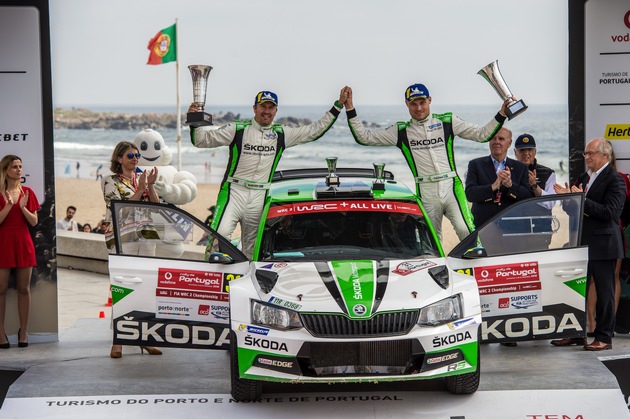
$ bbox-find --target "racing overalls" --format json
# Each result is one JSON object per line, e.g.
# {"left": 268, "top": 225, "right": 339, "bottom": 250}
{"left": 347, "top": 109, "right": 505, "bottom": 241}
{"left": 191, "top": 103, "right": 341, "bottom": 258}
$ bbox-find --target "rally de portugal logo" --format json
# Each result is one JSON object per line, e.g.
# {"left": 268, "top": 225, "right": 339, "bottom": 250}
{"left": 153, "top": 34, "right": 171, "bottom": 57}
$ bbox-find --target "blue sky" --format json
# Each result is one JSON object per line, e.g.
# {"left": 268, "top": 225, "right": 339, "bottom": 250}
{"left": 49, "top": 0, "right": 568, "bottom": 107}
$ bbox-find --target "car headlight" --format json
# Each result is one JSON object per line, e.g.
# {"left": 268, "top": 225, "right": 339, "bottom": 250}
{"left": 418, "top": 294, "right": 463, "bottom": 327}
{"left": 251, "top": 300, "right": 302, "bottom": 331}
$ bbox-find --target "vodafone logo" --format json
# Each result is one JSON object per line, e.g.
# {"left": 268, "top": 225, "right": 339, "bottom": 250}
{"left": 625, "top": 10, "right": 630, "bottom": 30}
{"left": 480, "top": 270, "right": 489, "bottom": 279}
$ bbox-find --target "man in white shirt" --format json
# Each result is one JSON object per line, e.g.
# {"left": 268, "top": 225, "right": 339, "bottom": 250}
{"left": 57, "top": 205, "right": 78, "bottom": 231}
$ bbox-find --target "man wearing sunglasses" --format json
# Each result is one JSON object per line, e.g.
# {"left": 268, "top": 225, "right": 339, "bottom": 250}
{"left": 188, "top": 88, "right": 348, "bottom": 258}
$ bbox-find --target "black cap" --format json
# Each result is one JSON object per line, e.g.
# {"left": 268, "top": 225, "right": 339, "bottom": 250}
{"left": 515, "top": 133, "right": 536, "bottom": 149}
{"left": 208, "top": 205, "right": 216, "bottom": 212}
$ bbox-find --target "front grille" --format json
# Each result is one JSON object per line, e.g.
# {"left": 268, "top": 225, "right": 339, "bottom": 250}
{"left": 301, "top": 310, "right": 419, "bottom": 337}
{"left": 299, "top": 340, "right": 420, "bottom": 376}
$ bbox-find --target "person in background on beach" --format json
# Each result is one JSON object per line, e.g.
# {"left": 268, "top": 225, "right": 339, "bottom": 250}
{"left": 56, "top": 205, "right": 78, "bottom": 231}
{"left": 343, "top": 84, "right": 511, "bottom": 242}
{"left": 102, "top": 141, "right": 162, "bottom": 359}
{"left": 513, "top": 133, "right": 556, "bottom": 249}
{"left": 76, "top": 161, "right": 80, "bottom": 179}
{"left": 551, "top": 138, "right": 625, "bottom": 351}
{"left": 188, "top": 88, "right": 348, "bottom": 258}
{"left": 95, "top": 164, "right": 103, "bottom": 181}
{"left": 0, "top": 155, "right": 40, "bottom": 349}
{"left": 196, "top": 205, "right": 216, "bottom": 246}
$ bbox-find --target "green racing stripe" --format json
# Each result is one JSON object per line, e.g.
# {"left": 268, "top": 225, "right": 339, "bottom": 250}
{"left": 330, "top": 260, "right": 375, "bottom": 318}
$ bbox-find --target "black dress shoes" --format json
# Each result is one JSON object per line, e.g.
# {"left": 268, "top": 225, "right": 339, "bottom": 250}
{"left": 583, "top": 340, "right": 612, "bottom": 351}
{"left": 550, "top": 337, "right": 586, "bottom": 347}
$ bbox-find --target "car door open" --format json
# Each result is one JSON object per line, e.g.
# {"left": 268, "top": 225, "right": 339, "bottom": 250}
{"left": 447, "top": 193, "right": 587, "bottom": 343}
{"left": 107, "top": 200, "right": 250, "bottom": 350}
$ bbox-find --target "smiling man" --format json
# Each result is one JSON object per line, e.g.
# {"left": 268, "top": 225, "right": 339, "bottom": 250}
{"left": 189, "top": 89, "right": 347, "bottom": 258}
{"left": 344, "top": 84, "right": 510, "bottom": 241}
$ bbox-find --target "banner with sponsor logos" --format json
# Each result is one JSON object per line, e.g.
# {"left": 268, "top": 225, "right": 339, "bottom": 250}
{"left": 585, "top": 0, "right": 630, "bottom": 172}
{"left": 0, "top": 0, "right": 57, "bottom": 342}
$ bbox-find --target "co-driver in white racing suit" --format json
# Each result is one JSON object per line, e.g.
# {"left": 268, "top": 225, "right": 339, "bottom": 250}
{"left": 190, "top": 90, "right": 346, "bottom": 258}
{"left": 344, "top": 84, "right": 509, "bottom": 241}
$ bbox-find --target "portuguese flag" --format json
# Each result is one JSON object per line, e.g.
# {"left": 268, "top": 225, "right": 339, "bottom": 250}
{"left": 147, "top": 24, "right": 177, "bottom": 65}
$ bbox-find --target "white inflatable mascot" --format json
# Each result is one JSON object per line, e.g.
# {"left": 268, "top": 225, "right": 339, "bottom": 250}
{"left": 134, "top": 129, "right": 198, "bottom": 257}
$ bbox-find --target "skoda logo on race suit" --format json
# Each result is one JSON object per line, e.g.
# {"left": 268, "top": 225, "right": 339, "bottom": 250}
{"left": 353, "top": 304, "right": 367, "bottom": 316}
{"left": 409, "top": 137, "right": 444, "bottom": 148}
{"left": 244, "top": 143, "right": 276, "bottom": 152}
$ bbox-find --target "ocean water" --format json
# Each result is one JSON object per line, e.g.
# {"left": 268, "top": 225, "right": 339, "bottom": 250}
{"left": 54, "top": 104, "right": 570, "bottom": 189}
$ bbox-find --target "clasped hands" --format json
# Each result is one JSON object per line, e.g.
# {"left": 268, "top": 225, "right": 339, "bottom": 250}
{"left": 137, "top": 167, "right": 158, "bottom": 191}
{"left": 3, "top": 190, "right": 29, "bottom": 209}
{"left": 493, "top": 167, "right": 513, "bottom": 190}
{"left": 553, "top": 182, "right": 582, "bottom": 195}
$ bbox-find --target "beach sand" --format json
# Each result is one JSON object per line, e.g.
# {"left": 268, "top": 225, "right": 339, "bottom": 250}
{"left": 54, "top": 178, "right": 459, "bottom": 253}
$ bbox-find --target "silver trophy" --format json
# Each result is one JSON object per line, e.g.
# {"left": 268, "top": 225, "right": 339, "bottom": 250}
{"left": 372, "top": 162, "right": 386, "bottom": 190}
{"left": 325, "top": 156, "right": 339, "bottom": 186}
{"left": 477, "top": 60, "right": 527, "bottom": 120}
{"left": 186, "top": 65, "right": 213, "bottom": 127}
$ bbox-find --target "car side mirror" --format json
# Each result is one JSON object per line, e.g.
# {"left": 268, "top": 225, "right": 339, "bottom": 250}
{"left": 462, "top": 246, "right": 488, "bottom": 259}
{"left": 208, "top": 252, "right": 234, "bottom": 264}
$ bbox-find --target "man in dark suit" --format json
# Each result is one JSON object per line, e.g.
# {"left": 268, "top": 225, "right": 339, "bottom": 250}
{"left": 465, "top": 127, "right": 533, "bottom": 227}
{"left": 551, "top": 138, "right": 625, "bottom": 351}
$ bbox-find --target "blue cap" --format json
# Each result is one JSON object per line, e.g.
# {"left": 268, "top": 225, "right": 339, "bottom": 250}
{"left": 515, "top": 133, "right": 536, "bottom": 149}
{"left": 254, "top": 91, "right": 278, "bottom": 106}
{"left": 405, "top": 83, "right": 430, "bottom": 102}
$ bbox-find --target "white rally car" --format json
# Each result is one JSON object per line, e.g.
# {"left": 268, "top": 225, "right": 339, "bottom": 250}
{"left": 107, "top": 163, "right": 587, "bottom": 401}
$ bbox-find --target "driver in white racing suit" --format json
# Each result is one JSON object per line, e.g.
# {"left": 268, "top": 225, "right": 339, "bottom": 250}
{"left": 189, "top": 89, "right": 347, "bottom": 258}
{"left": 343, "top": 84, "right": 510, "bottom": 241}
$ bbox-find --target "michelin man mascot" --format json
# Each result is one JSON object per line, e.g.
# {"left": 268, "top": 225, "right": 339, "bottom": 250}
{"left": 134, "top": 129, "right": 198, "bottom": 257}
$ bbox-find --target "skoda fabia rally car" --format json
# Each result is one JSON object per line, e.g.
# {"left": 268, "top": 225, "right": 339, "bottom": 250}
{"left": 108, "top": 159, "right": 587, "bottom": 402}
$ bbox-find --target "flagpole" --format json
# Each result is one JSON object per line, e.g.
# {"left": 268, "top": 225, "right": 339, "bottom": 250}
{"left": 175, "top": 17, "right": 181, "bottom": 171}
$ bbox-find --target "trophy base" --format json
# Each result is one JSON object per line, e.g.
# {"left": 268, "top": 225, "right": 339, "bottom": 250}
{"left": 186, "top": 112, "right": 213, "bottom": 127}
{"left": 505, "top": 100, "right": 528, "bottom": 120}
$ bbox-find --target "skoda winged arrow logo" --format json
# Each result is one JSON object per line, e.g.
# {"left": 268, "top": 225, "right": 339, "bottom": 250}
{"left": 353, "top": 304, "right": 367, "bottom": 316}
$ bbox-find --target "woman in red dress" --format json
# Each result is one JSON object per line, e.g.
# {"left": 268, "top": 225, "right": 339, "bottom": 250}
{"left": 0, "top": 155, "right": 40, "bottom": 349}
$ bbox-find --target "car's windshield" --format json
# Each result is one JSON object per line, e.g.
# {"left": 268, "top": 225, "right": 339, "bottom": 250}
{"left": 258, "top": 200, "right": 440, "bottom": 261}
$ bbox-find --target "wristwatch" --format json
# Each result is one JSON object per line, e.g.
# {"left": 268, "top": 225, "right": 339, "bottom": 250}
{"left": 530, "top": 184, "right": 538, "bottom": 191}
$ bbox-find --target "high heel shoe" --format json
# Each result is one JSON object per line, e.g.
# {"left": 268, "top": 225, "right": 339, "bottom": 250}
{"left": 140, "top": 346, "right": 162, "bottom": 355}
{"left": 18, "top": 328, "right": 28, "bottom": 348}
{"left": 0, "top": 334, "right": 9, "bottom": 349}
{"left": 110, "top": 344, "right": 122, "bottom": 359}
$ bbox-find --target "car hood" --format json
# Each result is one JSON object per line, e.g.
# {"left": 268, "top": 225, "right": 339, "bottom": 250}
{"left": 252, "top": 259, "right": 451, "bottom": 318}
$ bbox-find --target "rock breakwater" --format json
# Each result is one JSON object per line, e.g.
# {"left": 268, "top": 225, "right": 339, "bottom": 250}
{"left": 53, "top": 108, "right": 313, "bottom": 130}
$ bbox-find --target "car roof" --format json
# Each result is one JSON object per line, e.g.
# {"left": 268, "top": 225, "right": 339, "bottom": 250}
{"left": 268, "top": 168, "right": 418, "bottom": 203}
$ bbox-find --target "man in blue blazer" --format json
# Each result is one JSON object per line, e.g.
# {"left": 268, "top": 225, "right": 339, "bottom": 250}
{"left": 465, "top": 127, "right": 533, "bottom": 228}
{"left": 551, "top": 138, "right": 625, "bottom": 351}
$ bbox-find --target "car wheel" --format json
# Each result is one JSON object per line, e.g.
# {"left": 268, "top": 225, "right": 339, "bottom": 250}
{"left": 445, "top": 342, "right": 480, "bottom": 395}
{"left": 230, "top": 330, "right": 262, "bottom": 401}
